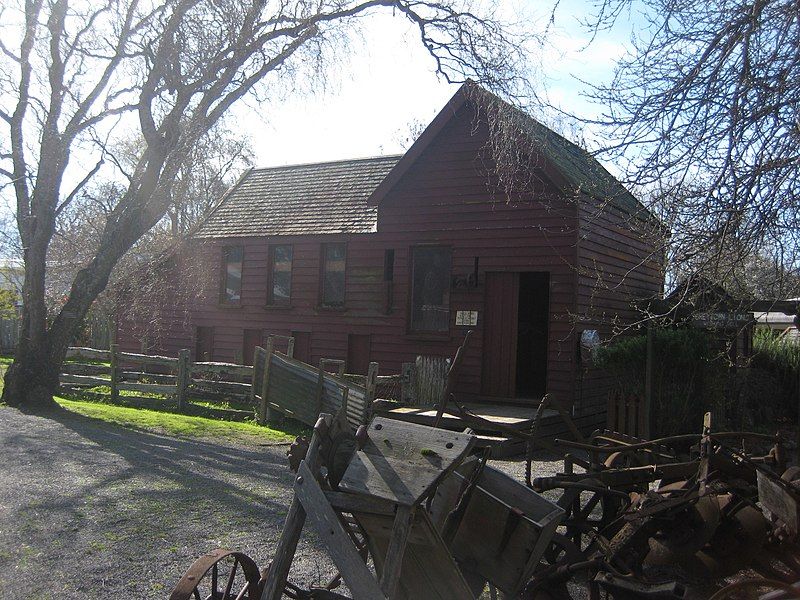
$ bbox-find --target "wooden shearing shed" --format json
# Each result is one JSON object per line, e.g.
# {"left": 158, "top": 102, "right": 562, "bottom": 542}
{"left": 116, "top": 83, "right": 663, "bottom": 431}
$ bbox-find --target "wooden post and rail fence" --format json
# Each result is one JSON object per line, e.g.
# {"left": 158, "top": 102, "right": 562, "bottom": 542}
{"left": 58, "top": 337, "right": 443, "bottom": 428}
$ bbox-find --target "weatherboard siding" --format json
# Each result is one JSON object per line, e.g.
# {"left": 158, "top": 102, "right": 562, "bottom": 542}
{"left": 573, "top": 197, "right": 663, "bottom": 424}
{"left": 116, "top": 102, "right": 660, "bottom": 426}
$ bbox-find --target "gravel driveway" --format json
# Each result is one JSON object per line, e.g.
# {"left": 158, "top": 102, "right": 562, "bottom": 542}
{"left": 0, "top": 405, "right": 573, "bottom": 599}
{"left": 0, "top": 406, "right": 339, "bottom": 599}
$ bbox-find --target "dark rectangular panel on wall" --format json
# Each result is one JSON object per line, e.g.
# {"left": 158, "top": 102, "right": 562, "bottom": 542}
{"left": 347, "top": 334, "right": 372, "bottom": 375}
{"left": 195, "top": 326, "right": 214, "bottom": 361}
{"left": 292, "top": 331, "right": 312, "bottom": 364}
{"left": 243, "top": 328, "right": 263, "bottom": 365}
{"left": 481, "top": 272, "right": 519, "bottom": 399}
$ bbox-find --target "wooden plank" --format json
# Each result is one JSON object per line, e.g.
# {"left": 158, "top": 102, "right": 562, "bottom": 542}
{"left": 62, "top": 363, "right": 111, "bottom": 376}
{"left": 294, "top": 461, "right": 386, "bottom": 600}
{"left": 110, "top": 344, "right": 119, "bottom": 403}
{"left": 261, "top": 415, "right": 331, "bottom": 600}
{"left": 120, "top": 371, "right": 176, "bottom": 384}
{"left": 117, "top": 381, "right": 176, "bottom": 395}
{"left": 191, "top": 361, "right": 253, "bottom": 378}
{"left": 380, "top": 505, "right": 415, "bottom": 598}
{"left": 117, "top": 351, "right": 177, "bottom": 367}
{"left": 60, "top": 373, "right": 111, "bottom": 386}
{"left": 176, "top": 348, "right": 190, "bottom": 410}
{"left": 251, "top": 346, "right": 267, "bottom": 404}
{"left": 339, "top": 417, "right": 475, "bottom": 506}
{"left": 356, "top": 510, "right": 475, "bottom": 600}
{"left": 189, "top": 379, "right": 250, "bottom": 395}
{"left": 324, "top": 491, "right": 396, "bottom": 517}
{"left": 65, "top": 347, "right": 110, "bottom": 361}
{"left": 439, "top": 465, "right": 563, "bottom": 596}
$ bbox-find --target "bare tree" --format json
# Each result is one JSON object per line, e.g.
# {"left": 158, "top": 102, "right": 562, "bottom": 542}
{"left": 552, "top": 0, "right": 799, "bottom": 305}
{"left": 0, "top": 0, "right": 534, "bottom": 408}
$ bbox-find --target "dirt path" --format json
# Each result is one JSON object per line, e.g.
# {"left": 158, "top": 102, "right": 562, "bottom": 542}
{"left": 0, "top": 406, "right": 338, "bottom": 599}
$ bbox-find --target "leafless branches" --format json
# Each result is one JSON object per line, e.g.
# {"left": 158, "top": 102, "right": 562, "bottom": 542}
{"left": 577, "top": 0, "right": 800, "bottom": 300}
{"left": 0, "top": 0, "right": 534, "bottom": 404}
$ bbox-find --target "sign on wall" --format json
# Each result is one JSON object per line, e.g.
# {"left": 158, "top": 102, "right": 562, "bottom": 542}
{"left": 455, "top": 310, "right": 478, "bottom": 326}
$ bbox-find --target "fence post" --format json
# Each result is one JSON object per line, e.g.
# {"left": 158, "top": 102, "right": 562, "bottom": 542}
{"left": 110, "top": 344, "right": 119, "bottom": 404}
{"left": 251, "top": 346, "right": 266, "bottom": 405}
{"left": 176, "top": 348, "right": 190, "bottom": 411}
{"left": 258, "top": 337, "right": 275, "bottom": 424}
{"left": 401, "top": 362, "right": 415, "bottom": 405}
{"left": 286, "top": 336, "right": 295, "bottom": 358}
{"left": 365, "top": 362, "right": 379, "bottom": 423}
{"left": 643, "top": 324, "right": 654, "bottom": 439}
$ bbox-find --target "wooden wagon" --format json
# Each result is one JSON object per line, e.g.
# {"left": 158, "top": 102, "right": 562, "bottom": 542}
{"left": 170, "top": 413, "right": 563, "bottom": 600}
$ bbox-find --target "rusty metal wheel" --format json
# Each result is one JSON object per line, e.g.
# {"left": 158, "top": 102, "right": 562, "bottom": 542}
{"left": 170, "top": 549, "right": 263, "bottom": 600}
{"left": 557, "top": 478, "right": 627, "bottom": 552}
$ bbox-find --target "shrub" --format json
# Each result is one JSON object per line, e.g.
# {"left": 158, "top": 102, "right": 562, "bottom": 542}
{"left": 748, "top": 329, "right": 800, "bottom": 422}
{"left": 594, "top": 328, "right": 729, "bottom": 436}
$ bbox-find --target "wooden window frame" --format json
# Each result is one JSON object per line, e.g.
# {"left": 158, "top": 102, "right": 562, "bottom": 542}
{"left": 219, "top": 245, "right": 244, "bottom": 306}
{"left": 319, "top": 242, "right": 347, "bottom": 309}
{"left": 266, "top": 244, "right": 293, "bottom": 307}
{"left": 407, "top": 245, "right": 453, "bottom": 335}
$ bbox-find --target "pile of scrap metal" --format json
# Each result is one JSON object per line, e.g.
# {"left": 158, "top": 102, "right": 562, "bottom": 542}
{"left": 525, "top": 413, "right": 800, "bottom": 599}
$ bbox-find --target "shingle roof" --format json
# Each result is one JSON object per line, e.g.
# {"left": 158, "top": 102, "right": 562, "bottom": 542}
{"left": 194, "top": 155, "right": 401, "bottom": 238}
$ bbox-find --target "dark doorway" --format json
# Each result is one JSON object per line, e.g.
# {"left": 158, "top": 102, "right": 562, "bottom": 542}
{"left": 515, "top": 272, "right": 550, "bottom": 398}
{"left": 482, "top": 272, "right": 550, "bottom": 400}
{"left": 292, "top": 331, "right": 312, "bottom": 364}
{"left": 243, "top": 329, "right": 264, "bottom": 365}
{"left": 195, "top": 326, "right": 214, "bottom": 361}
{"left": 347, "top": 334, "right": 372, "bottom": 375}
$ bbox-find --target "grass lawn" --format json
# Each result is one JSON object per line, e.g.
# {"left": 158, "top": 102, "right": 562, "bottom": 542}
{"left": 54, "top": 397, "right": 297, "bottom": 443}
{"left": 0, "top": 356, "right": 301, "bottom": 444}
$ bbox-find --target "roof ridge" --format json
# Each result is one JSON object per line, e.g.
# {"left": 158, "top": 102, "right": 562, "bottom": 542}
{"left": 249, "top": 154, "right": 403, "bottom": 173}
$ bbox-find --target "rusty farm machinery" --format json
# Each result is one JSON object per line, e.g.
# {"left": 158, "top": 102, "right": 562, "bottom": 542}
{"left": 168, "top": 401, "right": 800, "bottom": 599}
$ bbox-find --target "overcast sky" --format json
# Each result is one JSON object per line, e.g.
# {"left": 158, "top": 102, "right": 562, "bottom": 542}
{"left": 234, "top": 0, "right": 635, "bottom": 168}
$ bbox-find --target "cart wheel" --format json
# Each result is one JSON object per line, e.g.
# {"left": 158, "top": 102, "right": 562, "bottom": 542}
{"left": 557, "top": 479, "right": 626, "bottom": 552}
{"left": 170, "top": 549, "right": 263, "bottom": 600}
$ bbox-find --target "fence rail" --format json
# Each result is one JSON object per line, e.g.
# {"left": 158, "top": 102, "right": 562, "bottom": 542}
{"left": 60, "top": 341, "right": 447, "bottom": 429}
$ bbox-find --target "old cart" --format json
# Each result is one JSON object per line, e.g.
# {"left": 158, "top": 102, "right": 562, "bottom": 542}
{"left": 170, "top": 412, "right": 563, "bottom": 600}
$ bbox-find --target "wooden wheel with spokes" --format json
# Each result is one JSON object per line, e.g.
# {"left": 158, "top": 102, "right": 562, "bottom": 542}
{"left": 170, "top": 549, "right": 263, "bottom": 600}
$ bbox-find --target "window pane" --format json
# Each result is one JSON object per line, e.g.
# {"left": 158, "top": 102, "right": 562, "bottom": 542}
{"left": 224, "top": 246, "right": 243, "bottom": 303}
{"left": 271, "top": 245, "right": 292, "bottom": 304}
{"left": 322, "top": 243, "right": 346, "bottom": 306}
{"left": 411, "top": 247, "right": 451, "bottom": 332}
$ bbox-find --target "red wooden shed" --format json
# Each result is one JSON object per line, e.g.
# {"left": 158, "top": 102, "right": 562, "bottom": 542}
{"left": 116, "top": 83, "right": 663, "bottom": 430}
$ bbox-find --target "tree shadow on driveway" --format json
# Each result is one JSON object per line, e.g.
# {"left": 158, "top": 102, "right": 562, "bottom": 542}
{"left": 0, "top": 407, "right": 332, "bottom": 599}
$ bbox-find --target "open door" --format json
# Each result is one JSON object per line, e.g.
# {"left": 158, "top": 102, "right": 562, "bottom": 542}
{"left": 481, "top": 272, "right": 519, "bottom": 398}
{"left": 481, "top": 272, "right": 550, "bottom": 401}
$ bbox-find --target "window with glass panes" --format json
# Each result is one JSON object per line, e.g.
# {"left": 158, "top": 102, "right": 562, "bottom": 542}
{"left": 410, "top": 246, "right": 452, "bottom": 332}
{"left": 321, "top": 243, "right": 346, "bottom": 307}
{"left": 221, "top": 246, "right": 243, "bottom": 304}
{"left": 268, "top": 245, "right": 292, "bottom": 305}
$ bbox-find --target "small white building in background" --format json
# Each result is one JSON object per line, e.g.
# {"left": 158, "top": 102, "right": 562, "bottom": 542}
{"left": 753, "top": 299, "right": 800, "bottom": 343}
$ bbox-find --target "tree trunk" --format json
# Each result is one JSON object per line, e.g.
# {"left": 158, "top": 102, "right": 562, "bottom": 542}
{"left": 2, "top": 337, "right": 62, "bottom": 409}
